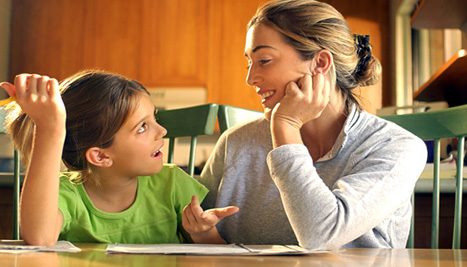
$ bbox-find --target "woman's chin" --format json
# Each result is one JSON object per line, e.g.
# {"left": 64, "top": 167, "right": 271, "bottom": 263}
{"left": 263, "top": 107, "right": 273, "bottom": 121}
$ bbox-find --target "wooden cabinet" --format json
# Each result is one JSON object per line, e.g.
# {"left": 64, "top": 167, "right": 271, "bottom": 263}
{"left": 410, "top": 0, "right": 467, "bottom": 106}
{"left": 9, "top": 0, "right": 208, "bottom": 88}
{"left": 9, "top": 0, "right": 389, "bottom": 112}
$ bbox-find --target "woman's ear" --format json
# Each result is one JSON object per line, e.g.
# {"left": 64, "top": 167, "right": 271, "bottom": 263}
{"left": 86, "top": 147, "right": 113, "bottom": 167}
{"left": 310, "top": 49, "right": 333, "bottom": 75}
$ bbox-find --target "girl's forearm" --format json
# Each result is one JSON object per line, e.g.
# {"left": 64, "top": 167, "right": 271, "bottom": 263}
{"left": 20, "top": 128, "right": 65, "bottom": 246}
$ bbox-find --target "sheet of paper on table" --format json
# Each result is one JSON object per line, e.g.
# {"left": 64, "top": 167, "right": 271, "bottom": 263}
{"left": 106, "top": 243, "right": 323, "bottom": 256}
{"left": 0, "top": 240, "right": 81, "bottom": 254}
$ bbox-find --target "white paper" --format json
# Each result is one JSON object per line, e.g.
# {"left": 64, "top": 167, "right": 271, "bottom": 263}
{"left": 0, "top": 240, "right": 81, "bottom": 254}
{"left": 106, "top": 243, "right": 320, "bottom": 256}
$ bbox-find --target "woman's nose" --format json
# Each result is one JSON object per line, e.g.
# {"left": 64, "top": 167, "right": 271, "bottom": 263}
{"left": 246, "top": 66, "right": 260, "bottom": 87}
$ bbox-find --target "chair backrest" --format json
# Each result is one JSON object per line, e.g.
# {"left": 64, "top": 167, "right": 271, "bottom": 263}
{"left": 156, "top": 103, "right": 219, "bottom": 177}
{"left": 382, "top": 104, "right": 467, "bottom": 249}
{"left": 0, "top": 107, "right": 21, "bottom": 240}
{"left": 218, "top": 104, "right": 263, "bottom": 134}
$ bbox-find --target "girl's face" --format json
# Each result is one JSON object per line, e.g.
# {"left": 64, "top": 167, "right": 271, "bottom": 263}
{"left": 106, "top": 93, "right": 167, "bottom": 177}
{"left": 244, "top": 23, "right": 312, "bottom": 120}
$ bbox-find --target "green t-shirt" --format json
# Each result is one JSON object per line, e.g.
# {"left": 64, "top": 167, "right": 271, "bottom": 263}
{"left": 58, "top": 164, "right": 208, "bottom": 244}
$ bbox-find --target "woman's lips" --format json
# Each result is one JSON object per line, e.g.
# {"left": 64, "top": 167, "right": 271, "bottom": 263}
{"left": 260, "top": 90, "right": 275, "bottom": 103}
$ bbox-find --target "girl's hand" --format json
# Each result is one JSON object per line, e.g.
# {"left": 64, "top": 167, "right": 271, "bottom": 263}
{"left": 182, "top": 195, "right": 239, "bottom": 243}
{"left": 271, "top": 73, "right": 330, "bottom": 130}
{"left": 1, "top": 74, "right": 66, "bottom": 130}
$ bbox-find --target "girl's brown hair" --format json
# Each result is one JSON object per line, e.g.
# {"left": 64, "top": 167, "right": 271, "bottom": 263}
{"left": 5, "top": 69, "right": 150, "bottom": 185}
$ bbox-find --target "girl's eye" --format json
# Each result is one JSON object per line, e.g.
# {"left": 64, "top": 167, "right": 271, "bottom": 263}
{"left": 137, "top": 123, "right": 147, "bottom": 134}
{"left": 154, "top": 109, "right": 159, "bottom": 121}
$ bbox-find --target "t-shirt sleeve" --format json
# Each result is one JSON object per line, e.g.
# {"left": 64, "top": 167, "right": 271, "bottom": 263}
{"left": 169, "top": 166, "right": 209, "bottom": 222}
{"left": 57, "top": 175, "right": 79, "bottom": 235}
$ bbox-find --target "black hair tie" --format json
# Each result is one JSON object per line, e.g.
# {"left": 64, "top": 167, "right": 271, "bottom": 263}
{"left": 353, "top": 34, "right": 372, "bottom": 73}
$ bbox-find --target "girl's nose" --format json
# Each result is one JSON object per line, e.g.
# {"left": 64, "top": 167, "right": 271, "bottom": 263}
{"left": 156, "top": 123, "right": 167, "bottom": 139}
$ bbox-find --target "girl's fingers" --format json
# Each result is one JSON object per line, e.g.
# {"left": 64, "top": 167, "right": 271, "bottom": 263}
{"left": 15, "top": 74, "right": 30, "bottom": 96}
{"left": 0, "top": 82, "right": 16, "bottom": 97}
{"left": 182, "top": 206, "right": 195, "bottom": 227}
{"left": 48, "top": 78, "right": 60, "bottom": 99}
{"left": 37, "top": 75, "right": 50, "bottom": 96}
{"left": 27, "top": 74, "right": 40, "bottom": 95}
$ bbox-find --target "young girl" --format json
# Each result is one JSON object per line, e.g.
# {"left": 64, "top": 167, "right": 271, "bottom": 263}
{"left": 1, "top": 70, "right": 238, "bottom": 246}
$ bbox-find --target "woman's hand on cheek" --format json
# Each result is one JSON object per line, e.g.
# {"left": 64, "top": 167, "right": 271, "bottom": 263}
{"left": 272, "top": 73, "right": 329, "bottom": 130}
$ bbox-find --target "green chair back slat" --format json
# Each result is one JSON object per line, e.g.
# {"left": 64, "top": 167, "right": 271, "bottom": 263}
{"left": 0, "top": 106, "right": 21, "bottom": 240}
{"left": 218, "top": 104, "right": 263, "bottom": 134}
{"left": 157, "top": 103, "right": 218, "bottom": 177}
{"left": 382, "top": 104, "right": 467, "bottom": 249}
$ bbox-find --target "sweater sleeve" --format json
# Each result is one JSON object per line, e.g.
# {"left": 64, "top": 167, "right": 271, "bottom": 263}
{"left": 267, "top": 137, "right": 427, "bottom": 249}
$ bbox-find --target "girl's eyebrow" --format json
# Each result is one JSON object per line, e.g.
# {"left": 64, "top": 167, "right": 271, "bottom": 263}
{"left": 244, "top": 45, "right": 277, "bottom": 57}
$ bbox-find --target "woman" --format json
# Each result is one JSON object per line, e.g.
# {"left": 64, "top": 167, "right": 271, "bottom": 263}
{"left": 199, "top": 0, "right": 427, "bottom": 249}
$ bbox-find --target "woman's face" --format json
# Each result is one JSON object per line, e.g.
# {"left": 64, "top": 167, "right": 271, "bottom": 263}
{"left": 244, "top": 23, "right": 312, "bottom": 120}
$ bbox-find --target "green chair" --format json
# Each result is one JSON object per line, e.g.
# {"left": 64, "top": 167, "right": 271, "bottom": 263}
{"left": 156, "top": 103, "right": 219, "bottom": 177}
{"left": 382, "top": 104, "right": 467, "bottom": 249}
{"left": 218, "top": 104, "right": 263, "bottom": 134}
{"left": 0, "top": 107, "right": 21, "bottom": 240}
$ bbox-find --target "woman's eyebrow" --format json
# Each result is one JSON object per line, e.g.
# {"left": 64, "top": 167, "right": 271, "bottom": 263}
{"left": 244, "top": 45, "right": 277, "bottom": 56}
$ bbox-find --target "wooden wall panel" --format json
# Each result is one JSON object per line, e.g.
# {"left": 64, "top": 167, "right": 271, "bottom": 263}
{"left": 9, "top": 0, "right": 390, "bottom": 113}
{"left": 206, "top": 0, "right": 267, "bottom": 111}
{"left": 9, "top": 0, "right": 87, "bottom": 80}
{"left": 9, "top": 0, "right": 208, "bottom": 87}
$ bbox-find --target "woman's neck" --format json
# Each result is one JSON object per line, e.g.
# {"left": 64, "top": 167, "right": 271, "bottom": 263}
{"left": 300, "top": 101, "right": 348, "bottom": 161}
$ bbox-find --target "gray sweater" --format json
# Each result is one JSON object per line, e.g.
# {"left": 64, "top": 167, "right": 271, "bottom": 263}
{"left": 199, "top": 106, "right": 427, "bottom": 249}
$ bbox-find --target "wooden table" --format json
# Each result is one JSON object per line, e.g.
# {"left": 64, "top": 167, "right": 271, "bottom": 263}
{"left": 0, "top": 243, "right": 466, "bottom": 266}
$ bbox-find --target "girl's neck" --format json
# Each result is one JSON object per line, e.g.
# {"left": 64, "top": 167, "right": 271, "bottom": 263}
{"left": 84, "top": 174, "right": 138, "bottom": 213}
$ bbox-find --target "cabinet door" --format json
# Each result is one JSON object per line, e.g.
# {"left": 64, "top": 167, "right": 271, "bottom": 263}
{"left": 9, "top": 0, "right": 208, "bottom": 88}
{"left": 206, "top": 0, "right": 267, "bottom": 111}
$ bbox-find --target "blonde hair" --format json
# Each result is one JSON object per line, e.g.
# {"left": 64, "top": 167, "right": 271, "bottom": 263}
{"left": 248, "top": 0, "right": 381, "bottom": 109}
{"left": 5, "top": 70, "right": 149, "bottom": 186}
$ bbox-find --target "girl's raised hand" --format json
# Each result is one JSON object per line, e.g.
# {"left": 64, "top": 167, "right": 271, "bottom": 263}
{"left": 272, "top": 73, "right": 330, "bottom": 130}
{"left": 1, "top": 74, "right": 66, "bottom": 129}
{"left": 182, "top": 195, "right": 239, "bottom": 243}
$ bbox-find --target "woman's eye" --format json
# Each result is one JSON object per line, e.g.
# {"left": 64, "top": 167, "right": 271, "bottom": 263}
{"left": 246, "top": 60, "right": 251, "bottom": 70}
{"left": 137, "top": 123, "right": 147, "bottom": 134}
{"left": 259, "top": 59, "right": 271, "bottom": 66}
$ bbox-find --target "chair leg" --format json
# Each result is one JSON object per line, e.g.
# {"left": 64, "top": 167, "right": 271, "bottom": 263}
{"left": 13, "top": 150, "right": 20, "bottom": 240}
{"left": 407, "top": 193, "right": 415, "bottom": 248}
{"left": 431, "top": 139, "right": 440, "bottom": 249}
{"left": 188, "top": 136, "right": 197, "bottom": 177}
{"left": 452, "top": 136, "right": 465, "bottom": 249}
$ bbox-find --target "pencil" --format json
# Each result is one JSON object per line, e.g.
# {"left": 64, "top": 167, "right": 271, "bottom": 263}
{"left": 0, "top": 97, "right": 16, "bottom": 106}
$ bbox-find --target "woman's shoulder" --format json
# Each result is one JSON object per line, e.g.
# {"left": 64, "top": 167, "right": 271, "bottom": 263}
{"left": 221, "top": 116, "right": 270, "bottom": 140}
{"left": 352, "top": 110, "right": 426, "bottom": 151}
